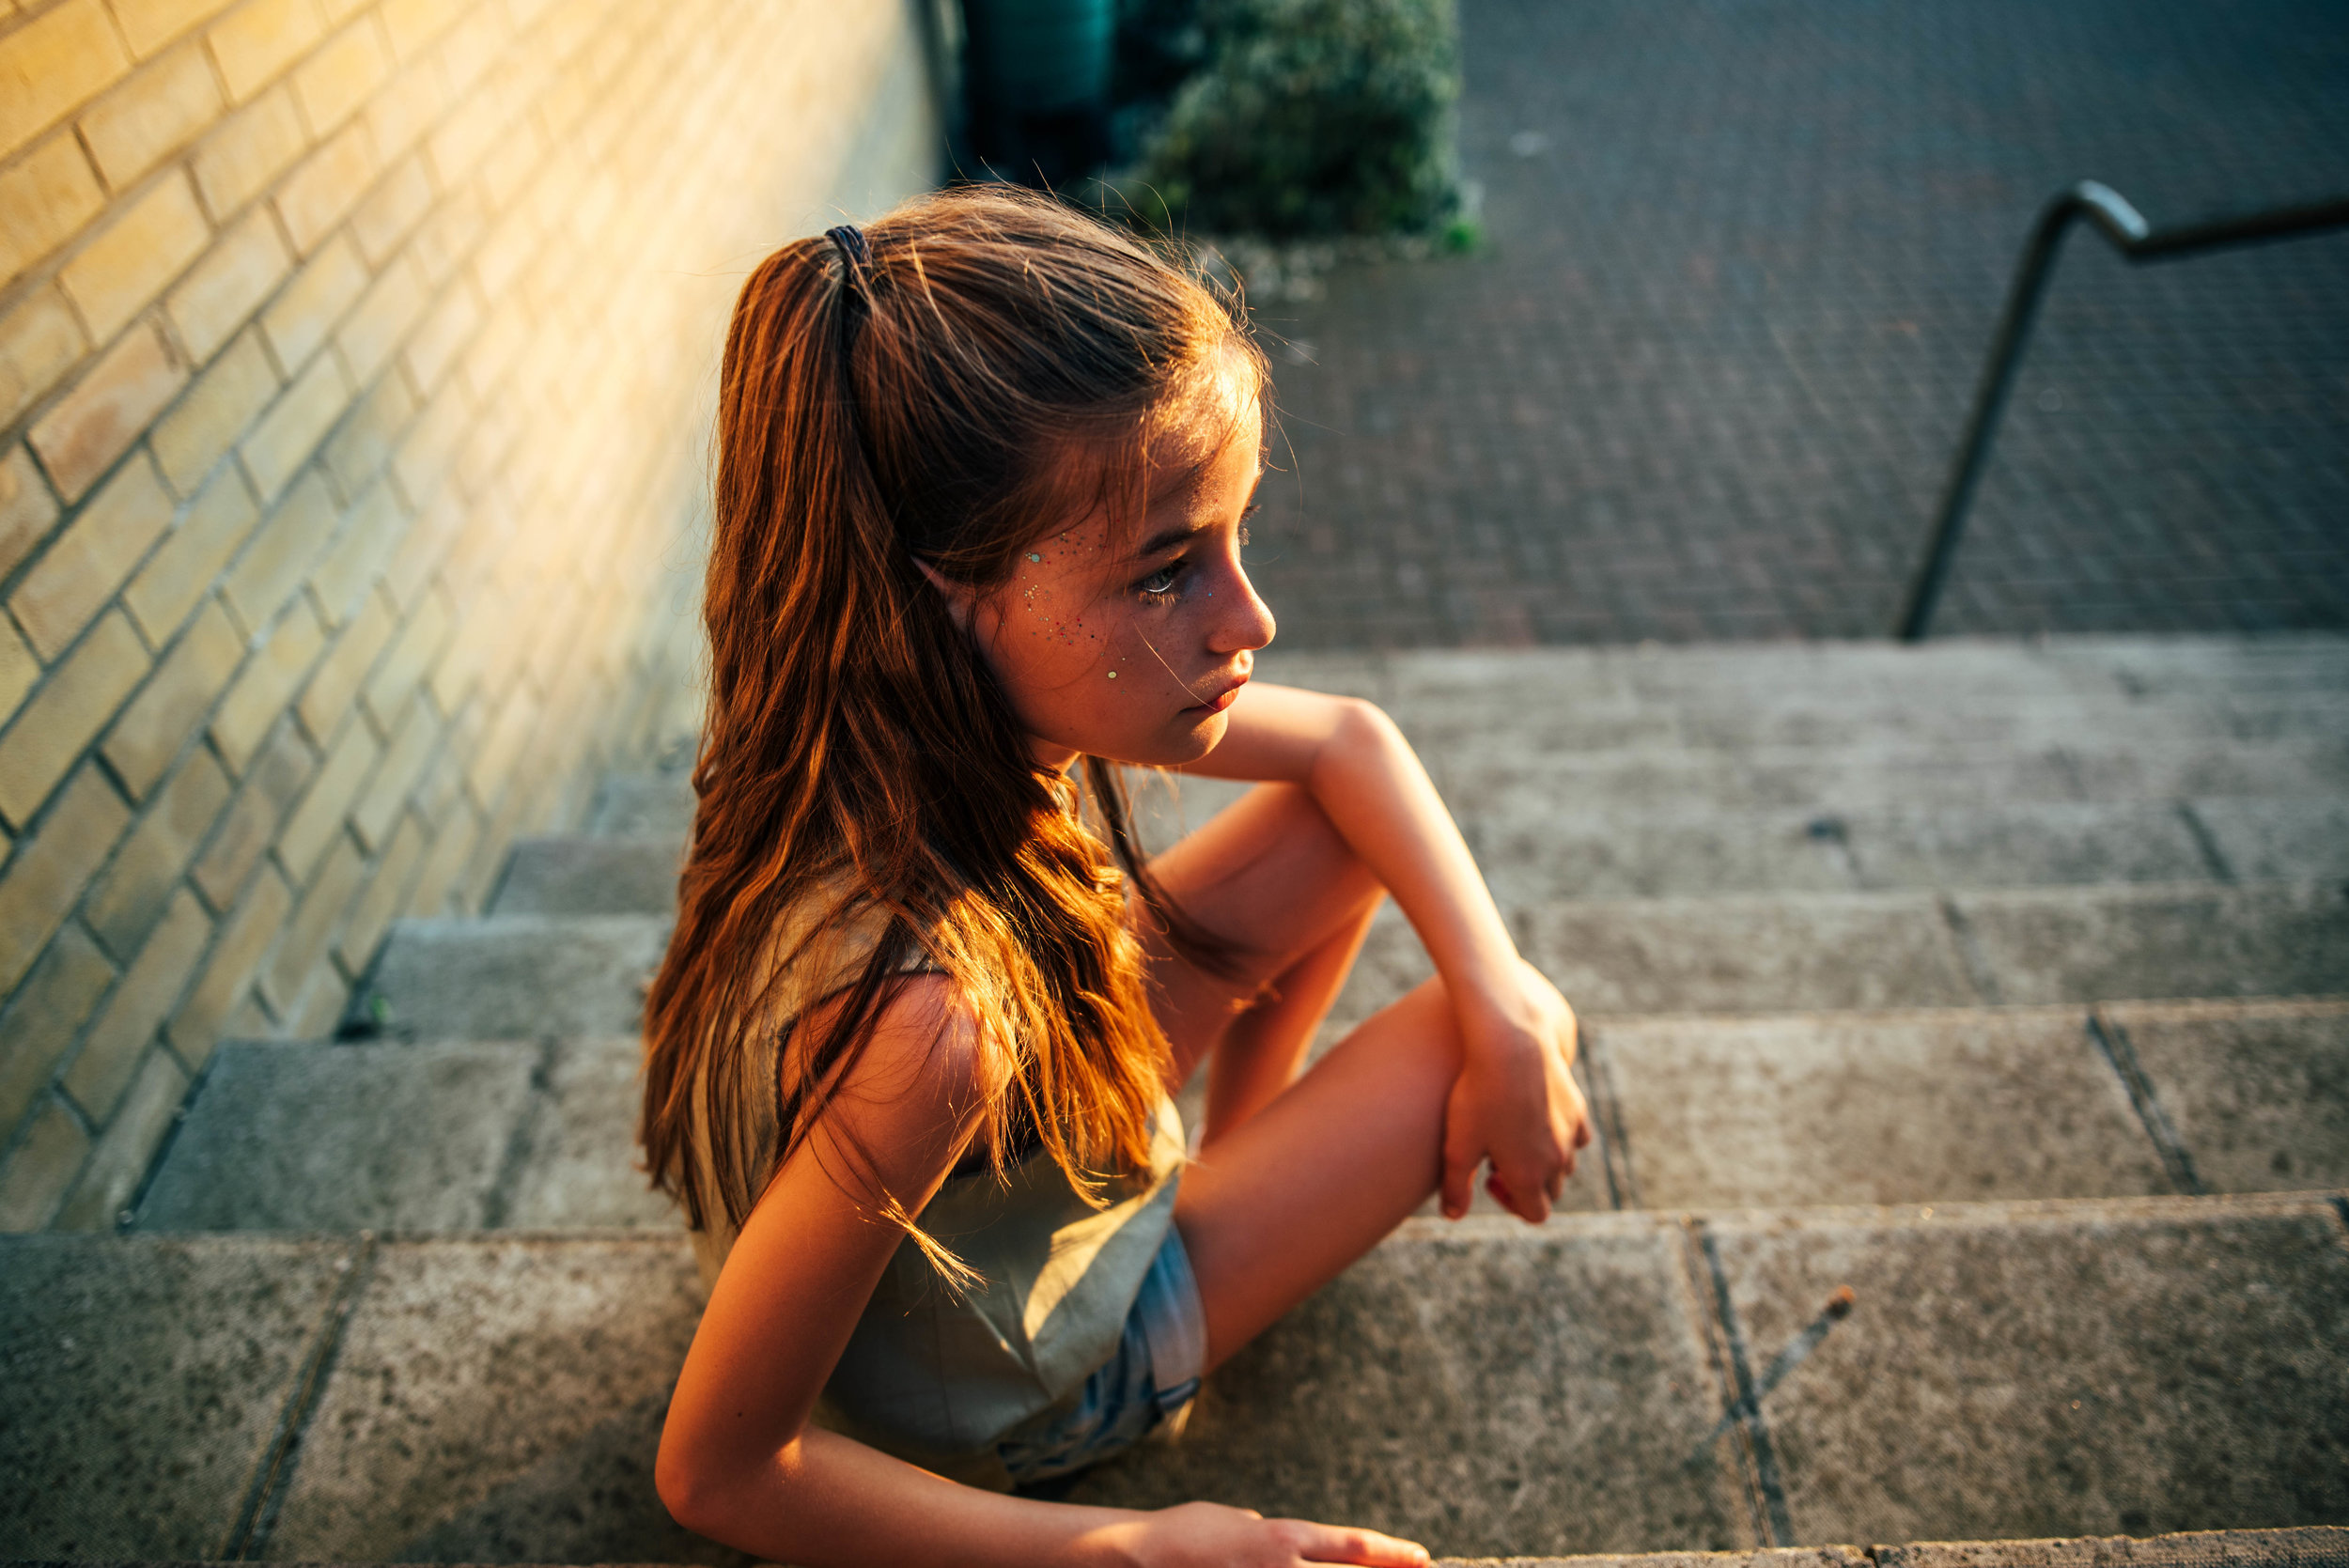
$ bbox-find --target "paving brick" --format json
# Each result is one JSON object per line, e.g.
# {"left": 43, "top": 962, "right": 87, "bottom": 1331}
{"left": 262, "top": 827, "right": 361, "bottom": 1006}
{"left": 111, "top": 0, "right": 242, "bottom": 58}
{"left": 0, "top": 614, "right": 148, "bottom": 829}
{"left": 57, "top": 171, "right": 211, "bottom": 347}
{"left": 272, "top": 119, "right": 373, "bottom": 254}
{"left": 77, "top": 39, "right": 224, "bottom": 191}
{"left": 188, "top": 84, "right": 306, "bottom": 222}
{"left": 163, "top": 206, "right": 293, "bottom": 366}
{"left": 210, "top": 594, "right": 323, "bottom": 771}
{"left": 100, "top": 598, "right": 241, "bottom": 798}
{"left": 206, "top": 0, "right": 328, "bottom": 103}
{"left": 349, "top": 150, "right": 433, "bottom": 268}
{"left": 27, "top": 320, "right": 186, "bottom": 502}
{"left": 291, "top": 12, "right": 391, "bottom": 135}
{"left": 0, "top": 1233, "right": 350, "bottom": 1550}
{"left": 307, "top": 479, "right": 403, "bottom": 623}
{"left": 167, "top": 859, "right": 290, "bottom": 1059}
{"left": 54, "top": 1047, "right": 188, "bottom": 1229}
{"left": 8, "top": 451, "right": 172, "bottom": 661}
{"left": 0, "top": 444, "right": 61, "bottom": 583}
{"left": 236, "top": 346, "right": 349, "bottom": 498}
{"left": 0, "top": 284, "right": 90, "bottom": 429}
{"left": 147, "top": 328, "right": 278, "bottom": 499}
{"left": 124, "top": 462, "right": 259, "bottom": 640}
{"left": 190, "top": 722, "right": 311, "bottom": 907}
{"left": 0, "top": 1098, "right": 90, "bottom": 1231}
{"left": 274, "top": 709, "right": 376, "bottom": 881}
{"left": 336, "top": 808, "right": 422, "bottom": 970}
{"left": 0, "top": 921, "right": 116, "bottom": 1137}
{"left": 83, "top": 747, "right": 231, "bottom": 961}
{"left": 0, "top": 134, "right": 107, "bottom": 289}
{"left": 0, "top": 0, "right": 132, "bottom": 163}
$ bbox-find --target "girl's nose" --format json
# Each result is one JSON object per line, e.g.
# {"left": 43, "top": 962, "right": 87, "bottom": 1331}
{"left": 1207, "top": 563, "right": 1276, "bottom": 654}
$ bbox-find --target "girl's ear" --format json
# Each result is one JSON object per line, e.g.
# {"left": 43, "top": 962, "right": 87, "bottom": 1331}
{"left": 911, "top": 555, "right": 978, "bottom": 633}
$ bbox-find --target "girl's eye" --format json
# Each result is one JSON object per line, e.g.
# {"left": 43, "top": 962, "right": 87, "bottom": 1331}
{"left": 1136, "top": 563, "right": 1183, "bottom": 598}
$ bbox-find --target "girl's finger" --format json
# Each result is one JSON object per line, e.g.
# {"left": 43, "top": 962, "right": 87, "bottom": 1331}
{"left": 1283, "top": 1518, "right": 1433, "bottom": 1565}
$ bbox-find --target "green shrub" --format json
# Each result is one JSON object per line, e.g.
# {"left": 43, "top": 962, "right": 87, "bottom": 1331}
{"left": 1132, "top": 0, "right": 1461, "bottom": 239}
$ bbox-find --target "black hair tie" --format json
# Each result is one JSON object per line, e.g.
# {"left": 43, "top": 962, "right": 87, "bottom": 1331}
{"left": 826, "top": 224, "right": 872, "bottom": 288}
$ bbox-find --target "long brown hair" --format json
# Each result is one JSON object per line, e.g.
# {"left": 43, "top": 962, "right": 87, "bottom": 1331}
{"left": 640, "top": 186, "right": 1264, "bottom": 1270}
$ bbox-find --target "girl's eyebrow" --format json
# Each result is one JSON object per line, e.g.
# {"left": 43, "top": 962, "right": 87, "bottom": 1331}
{"left": 1129, "top": 520, "right": 1212, "bottom": 559}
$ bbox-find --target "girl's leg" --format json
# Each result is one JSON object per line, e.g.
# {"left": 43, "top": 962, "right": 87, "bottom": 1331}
{"left": 1173, "top": 977, "right": 1461, "bottom": 1372}
{"left": 1137, "top": 782, "right": 1386, "bottom": 1140}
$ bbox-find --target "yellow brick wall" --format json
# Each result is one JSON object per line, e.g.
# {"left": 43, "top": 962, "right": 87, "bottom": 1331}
{"left": 0, "top": 0, "right": 942, "bottom": 1228}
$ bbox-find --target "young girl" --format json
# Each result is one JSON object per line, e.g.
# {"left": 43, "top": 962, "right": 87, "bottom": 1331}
{"left": 641, "top": 186, "right": 1589, "bottom": 1568}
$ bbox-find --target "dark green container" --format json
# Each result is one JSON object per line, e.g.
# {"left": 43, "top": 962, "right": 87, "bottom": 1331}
{"left": 962, "top": 0, "right": 1115, "bottom": 116}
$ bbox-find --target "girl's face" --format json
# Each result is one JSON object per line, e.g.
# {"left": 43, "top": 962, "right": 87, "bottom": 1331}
{"left": 959, "top": 401, "right": 1276, "bottom": 771}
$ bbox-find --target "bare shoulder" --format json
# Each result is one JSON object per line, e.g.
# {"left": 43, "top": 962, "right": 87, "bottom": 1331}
{"left": 790, "top": 971, "right": 989, "bottom": 1179}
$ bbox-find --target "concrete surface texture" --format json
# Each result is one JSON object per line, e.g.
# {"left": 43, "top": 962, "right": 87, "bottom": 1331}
{"left": 1241, "top": 0, "right": 2349, "bottom": 646}
{"left": 5, "top": 635, "right": 2346, "bottom": 1562}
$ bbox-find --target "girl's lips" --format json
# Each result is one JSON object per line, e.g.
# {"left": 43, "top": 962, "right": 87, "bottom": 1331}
{"left": 1188, "top": 676, "right": 1247, "bottom": 714}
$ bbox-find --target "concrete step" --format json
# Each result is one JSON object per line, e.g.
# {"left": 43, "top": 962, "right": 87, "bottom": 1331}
{"left": 8, "top": 1196, "right": 2344, "bottom": 1560}
{"left": 346, "top": 880, "right": 2349, "bottom": 1044}
{"left": 142, "top": 1000, "right": 2348, "bottom": 1235}
{"left": 487, "top": 833, "right": 683, "bottom": 915}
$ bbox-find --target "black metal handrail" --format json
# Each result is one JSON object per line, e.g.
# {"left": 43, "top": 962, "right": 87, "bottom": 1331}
{"left": 1897, "top": 180, "right": 2349, "bottom": 641}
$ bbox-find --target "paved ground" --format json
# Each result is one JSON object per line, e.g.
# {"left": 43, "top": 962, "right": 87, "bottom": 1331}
{"left": 1241, "top": 0, "right": 2349, "bottom": 647}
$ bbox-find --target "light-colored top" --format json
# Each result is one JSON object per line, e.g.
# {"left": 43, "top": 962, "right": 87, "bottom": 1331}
{"left": 679, "top": 884, "right": 1184, "bottom": 1488}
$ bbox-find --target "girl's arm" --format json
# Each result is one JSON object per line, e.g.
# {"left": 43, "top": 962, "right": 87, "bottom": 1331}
{"left": 1177, "top": 682, "right": 1589, "bottom": 1220}
{"left": 654, "top": 975, "right": 1429, "bottom": 1568}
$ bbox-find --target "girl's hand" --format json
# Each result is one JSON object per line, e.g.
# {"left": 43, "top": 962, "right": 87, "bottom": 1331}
{"left": 1439, "top": 960, "right": 1591, "bottom": 1222}
{"left": 1098, "top": 1500, "right": 1432, "bottom": 1567}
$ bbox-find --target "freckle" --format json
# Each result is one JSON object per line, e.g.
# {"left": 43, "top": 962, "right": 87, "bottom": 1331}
{"left": 1028, "top": 552, "right": 1042, "bottom": 563}
{"left": 1107, "top": 670, "right": 1117, "bottom": 678}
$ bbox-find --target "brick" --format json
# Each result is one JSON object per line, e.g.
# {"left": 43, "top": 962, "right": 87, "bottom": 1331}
{"left": 55, "top": 1045, "right": 188, "bottom": 1228}
{"left": 221, "top": 468, "right": 334, "bottom": 633}
{"left": 0, "top": 615, "right": 147, "bottom": 830}
{"left": 163, "top": 206, "right": 291, "bottom": 365}
{"left": 236, "top": 341, "right": 349, "bottom": 498}
{"left": 363, "top": 50, "right": 447, "bottom": 160}
{"left": 210, "top": 593, "right": 323, "bottom": 770}
{"left": 274, "top": 707, "right": 374, "bottom": 881}
{"left": 0, "top": 922, "right": 115, "bottom": 1138}
{"left": 350, "top": 691, "right": 434, "bottom": 848}
{"left": 291, "top": 12, "right": 389, "bottom": 134}
{"left": 189, "top": 721, "right": 309, "bottom": 906}
{"left": 58, "top": 171, "right": 211, "bottom": 345}
{"left": 455, "top": 289, "right": 521, "bottom": 397}
{"left": 0, "top": 1098, "right": 89, "bottom": 1231}
{"left": 78, "top": 39, "right": 224, "bottom": 191}
{"left": 0, "top": 134, "right": 106, "bottom": 288}
{"left": 379, "top": 481, "right": 458, "bottom": 608}
{"left": 66, "top": 881, "right": 208, "bottom": 1124}
{"left": 403, "top": 179, "right": 481, "bottom": 289}
{"left": 148, "top": 328, "right": 278, "bottom": 497}
{"left": 262, "top": 825, "right": 358, "bottom": 1005}
{"left": 167, "top": 859, "right": 291, "bottom": 1062}
{"left": 349, "top": 150, "right": 431, "bottom": 267}
{"left": 361, "top": 582, "right": 447, "bottom": 727}
{"left": 401, "top": 275, "right": 477, "bottom": 392}
{"left": 0, "top": 450, "right": 59, "bottom": 587}
{"left": 124, "top": 462, "right": 258, "bottom": 642}
{"left": 378, "top": 0, "right": 465, "bottom": 59}
{"left": 306, "top": 478, "right": 402, "bottom": 624}
{"left": 109, "top": 0, "right": 241, "bottom": 58}
{"left": 27, "top": 321, "right": 186, "bottom": 502}
{"left": 333, "top": 807, "right": 415, "bottom": 969}
{"left": 206, "top": 0, "right": 327, "bottom": 103}
{"left": 467, "top": 203, "right": 540, "bottom": 307}
{"left": 0, "top": 285, "right": 90, "bottom": 430}
{"left": 476, "top": 114, "right": 543, "bottom": 214}
{"left": 335, "top": 255, "right": 427, "bottom": 384}
{"left": 189, "top": 85, "right": 306, "bottom": 222}
{"left": 465, "top": 684, "right": 537, "bottom": 804}
{"left": 0, "top": 0, "right": 132, "bottom": 162}
{"left": 8, "top": 453, "right": 174, "bottom": 661}
{"left": 431, "top": 2, "right": 505, "bottom": 98}
{"left": 0, "top": 765, "right": 132, "bottom": 991}
{"left": 101, "top": 598, "right": 242, "bottom": 798}
{"left": 257, "top": 230, "right": 365, "bottom": 373}
{"left": 295, "top": 582, "right": 390, "bottom": 741}
{"left": 82, "top": 746, "right": 230, "bottom": 960}
{"left": 320, "top": 370, "right": 413, "bottom": 505}
{"left": 272, "top": 119, "right": 373, "bottom": 254}
{"left": 404, "top": 794, "right": 474, "bottom": 913}
{"left": 387, "top": 376, "right": 465, "bottom": 502}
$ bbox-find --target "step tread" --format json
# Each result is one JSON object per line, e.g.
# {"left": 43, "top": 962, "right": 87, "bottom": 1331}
{"left": 12, "top": 1194, "right": 2341, "bottom": 1561}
